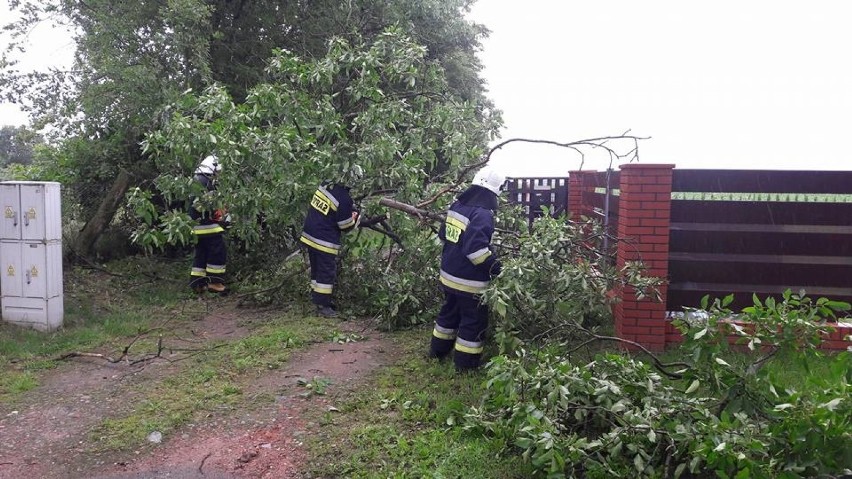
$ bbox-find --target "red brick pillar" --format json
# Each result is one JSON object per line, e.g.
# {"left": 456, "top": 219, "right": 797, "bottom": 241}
{"left": 568, "top": 170, "right": 596, "bottom": 221}
{"left": 614, "top": 164, "right": 674, "bottom": 351}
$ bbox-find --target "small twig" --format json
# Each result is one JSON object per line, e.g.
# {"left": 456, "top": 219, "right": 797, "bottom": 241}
{"left": 57, "top": 351, "right": 119, "bottom": 363}
{"left": 198, "top": 452, "right": 212, "bottom": 474}
{"left": 746, "top": 347, "right": 778, "bottom": 375}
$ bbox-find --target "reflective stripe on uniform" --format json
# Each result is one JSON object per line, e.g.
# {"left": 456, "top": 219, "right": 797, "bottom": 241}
{"left": 193, "top": 223, "right": 225, "bottom": 235}
{"left": 467, "top": 247, "right": 492, "bottom": 265}
{"left": 445, "top": 210, "right": 469, "bottom": 231}
{"left": 206, "top": 264, "right": 226, "bottom": 274}
{"left": 439, "top": 269, "right": 489, "bottom": 294}
{"left": 191, "top": 267, "right": 207, "bottom": 277}
{"left": 432, "top": 323, "right": 457, "bottom": 340}
{"left": 300, "top": 233, "right": 340, "bottom": 255}
{"left": 311, "top": 280, "right": 333, "bottom": 294}
{"left": 317, "top": 186, "right": 339, "bottom": 211}
{"left": 337, "top": 216, "right": 355, "bottom": 229}
{"left": 455, "top": 337, "right": 484, "bottom": 354}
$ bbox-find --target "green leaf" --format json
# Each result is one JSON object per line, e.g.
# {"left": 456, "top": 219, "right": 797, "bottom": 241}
{"left": 714, "top": 357, "right": 730, "bottom": 367}
{"left": 634, "top": 453, "right": 645, "bottom": 473}
{"left": 685, "top": 379, "right": 700, "bottom": 394}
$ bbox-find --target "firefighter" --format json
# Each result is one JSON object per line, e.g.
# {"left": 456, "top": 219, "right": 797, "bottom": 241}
{"left": 429, "top": 165, "right": 505, "bottom": 371}
{"left": 188, "top": 154, "right": 229, "bottom": 295}
{"left": 300, "top": 165, "right": 363, "bottom": 317}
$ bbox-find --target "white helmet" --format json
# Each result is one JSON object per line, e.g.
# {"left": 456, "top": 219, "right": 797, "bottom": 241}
{"left": 472, "top": 165, "right": 506, "bottom": 195}
{"left": 195, "top": 155, "right": 221, "bottom": 175}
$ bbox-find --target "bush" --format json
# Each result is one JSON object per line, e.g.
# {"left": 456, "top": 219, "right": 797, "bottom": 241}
{"left": 464, "top": 292, "right": 852, "bottom": 478}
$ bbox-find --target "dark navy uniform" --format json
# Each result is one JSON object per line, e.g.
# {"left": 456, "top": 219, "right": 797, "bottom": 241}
{"left": 300, "top": 182, "right": 357, "bottom": 309}
{"left": 189, "top": 172, "right": 227, "bottom": 291}
{"left": 430, "top": 185, "right": 501, "bottom": 370}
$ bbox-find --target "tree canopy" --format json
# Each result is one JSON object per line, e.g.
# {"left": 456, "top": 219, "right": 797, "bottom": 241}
{"left": 0, "top": 125, "right": 41, "bottom": 166}
{"left": 1, "top": 0, "right": 492, "bottom": 255}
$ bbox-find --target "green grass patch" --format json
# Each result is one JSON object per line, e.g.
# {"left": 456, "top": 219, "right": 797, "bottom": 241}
{"left": 0, "top": 365, "right": 38, "bottom": 402}
{"left": 86, "top": 311, "right": 335, "bottom": 452}
{"left": 0, "top": 260, "right": 197, "bottom": 406}
{"left": 304, "top": 326, "right": 533, "bottom": 478}
{"left": 89, "top": 361, "right": 244, "bottom": 451}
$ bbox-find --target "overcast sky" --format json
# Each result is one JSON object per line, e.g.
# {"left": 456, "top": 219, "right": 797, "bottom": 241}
{"left": 2, "top": 1, "right": 851, "bottom": 177}
{"left": 469, "top": 1, "right": 852, "bottom": 176}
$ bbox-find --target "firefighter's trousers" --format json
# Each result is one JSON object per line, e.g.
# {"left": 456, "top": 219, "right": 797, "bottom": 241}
{"left": 430, "top": 290, "right": 489, "bottom": 370}
{"left": 189, "top": 233, "right": 227, "bottom": 288}
{"left": 307, "top": 247, "right": 337, "bottom": 307}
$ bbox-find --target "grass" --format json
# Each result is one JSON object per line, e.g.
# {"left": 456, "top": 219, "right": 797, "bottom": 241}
{"left": 0, "top": 259, "right": 193, "bottom": 403}
{"left": 4, "top": 255, "right": 844, "bottom": 476}
{"left": 87, "top": 312, "right": 335, "bottom": 452}
{"left": 303, "top": 326, "right": 533, "bottom": 479}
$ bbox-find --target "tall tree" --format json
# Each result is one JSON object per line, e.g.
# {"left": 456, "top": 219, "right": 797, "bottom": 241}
{"left": 1, "top": 0, "right": 492, "bottom": 256}
{"left": 0, "top": 125, "right": 41, "bottom": 166}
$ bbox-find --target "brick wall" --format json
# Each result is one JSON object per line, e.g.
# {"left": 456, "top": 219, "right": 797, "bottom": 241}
{"left": 569, "top": 164, "right": 852, "bottom": 352}
{"left": 612, "top": 164, "right": 674, "bottom": 351}
{"left": 567, "top": 170, "right": 596, "bottom": 221}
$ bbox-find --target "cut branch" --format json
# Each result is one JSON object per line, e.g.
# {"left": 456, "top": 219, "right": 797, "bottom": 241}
{"left": 378, "top": 197, "right": 443, "bottom": 222}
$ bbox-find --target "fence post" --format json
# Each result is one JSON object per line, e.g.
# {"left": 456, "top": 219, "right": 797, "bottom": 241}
{"left": 614, "top": 163, "right": 674, "bottom": 351}
{"left": 568, "top": 170, "right": 596, "bottom": 221}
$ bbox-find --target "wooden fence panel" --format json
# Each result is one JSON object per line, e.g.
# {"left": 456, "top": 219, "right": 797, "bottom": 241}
{"left": 667, "top": 170, "right": 852, "bottom": 311}
{"left": 672, "top": 169, "right": 852, "bottom": 193}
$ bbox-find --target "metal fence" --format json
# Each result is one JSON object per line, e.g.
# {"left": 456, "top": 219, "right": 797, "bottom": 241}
{"left": 505, "top": 177, "right": 568, "bottom": 224}
{"left": 667, "top": 169, "right": 852, "bottom": 310}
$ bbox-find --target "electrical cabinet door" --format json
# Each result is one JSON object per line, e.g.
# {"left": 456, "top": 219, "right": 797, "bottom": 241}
{"left": 0, "top": 242, "right": 22, "bottom": 297}
{"left": 21, "top": 242, "right": 47, "bottom": 299}
{"left": 0, "top": 184, "right": 20, "bottom": 240}
{"left": 20, "top": 184, "right": 47, "bottom": 241}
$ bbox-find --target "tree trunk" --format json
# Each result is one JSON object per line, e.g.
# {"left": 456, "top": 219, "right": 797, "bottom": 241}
{"left": 74, "top": 169, "right": 133, "bottom": 257}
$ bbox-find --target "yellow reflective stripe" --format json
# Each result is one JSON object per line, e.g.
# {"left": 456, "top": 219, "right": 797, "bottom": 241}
{"left": 447, "top": 210, "right": 470, "bottom": 227}
{"left": 446, "top": 216, "right": 468, "bottom": 232}
{"left": 192, "top": 229, "right": 225, "bottom": 235}
{"left": 311, "top": 285, "right": 333, "bottom": 294}
{"left": 439, "top": 270, "right": 489, "bottom": 294}
{"left": 300, "top": 236, "right": 339, "bottom": 255}
{"left": 455, "top": 341, "right": 484, "bottom": 355}
{"left": 468, "top": 248, "right": 492, "bottom": 265}
{"left": 206, "top": 266, "right": 226, "bottom": 274}
{"left": 190, "top": 269, "right": 207, "bottom": 277}
{"left": 316, "top": 188, "right": 339, "bottom": 211}
{"left": 337, "top": 216, "right": 355, "bottom": 229}
{"left": 440, "top": 276, "right": 486, "bottom": 294}
{"left": 433, "top": 328, "right": 455, "bottom": 340}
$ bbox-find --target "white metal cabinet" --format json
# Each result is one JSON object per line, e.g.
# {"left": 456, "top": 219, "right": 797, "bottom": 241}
{"left": 1, "top": 181, "right": 61, "bottom": 241}
{"left": 0, "top": 181, "right": 64, "bottom": 331}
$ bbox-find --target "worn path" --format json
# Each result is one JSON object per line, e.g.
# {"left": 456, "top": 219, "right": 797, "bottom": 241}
{"left": 0, "top": 304, "right": 393, "bottom": 479}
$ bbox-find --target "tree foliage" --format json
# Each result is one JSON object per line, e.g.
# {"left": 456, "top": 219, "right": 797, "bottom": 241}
{"left": 133, "top": 28, "right": 498, "bottom": 319}
{"left": 0, "top": 125, "right": 41, "bottom": 166}
{"left": 1, "top": 0, "right": 491, "bottom": 254}
{"left": 466, "top": 290, "right": 852, "bottom": 478}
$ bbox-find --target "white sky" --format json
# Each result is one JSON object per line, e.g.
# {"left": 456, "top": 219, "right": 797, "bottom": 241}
{"left": 0, "top": 0, "right": 75, "bottom": 125}
{"left": 469, "top": 1, "right": 852, "bottom": 176}
{"left": 2, "top": 1, "right": 851, "bottom": 177}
